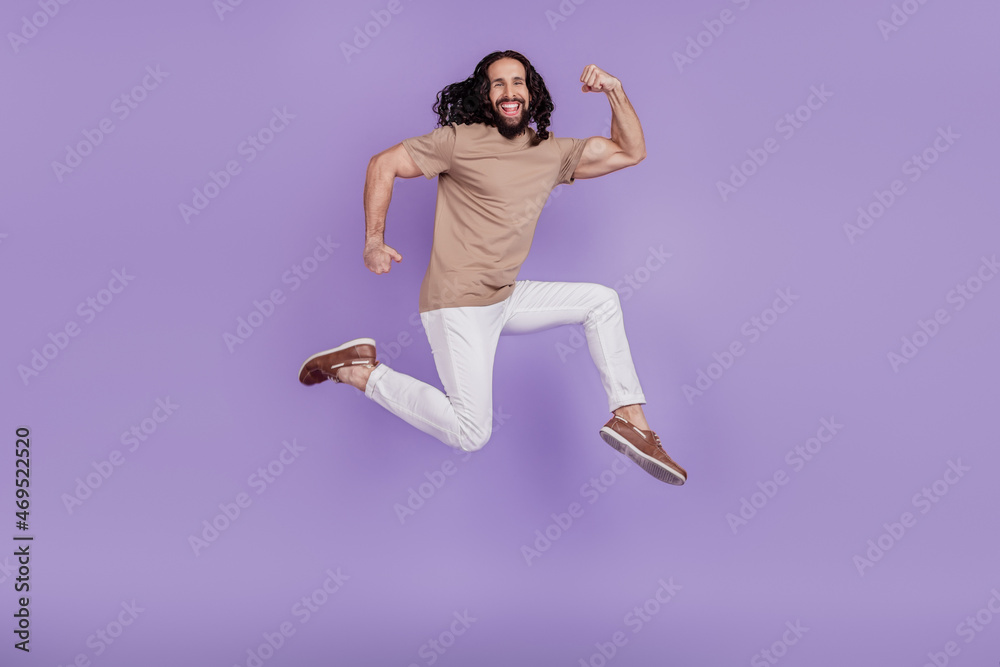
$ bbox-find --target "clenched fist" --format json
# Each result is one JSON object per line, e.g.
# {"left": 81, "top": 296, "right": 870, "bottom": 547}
{"left": 364, "top": 239, "right": 402, "bottom": 274}
{"left": 580, "top": 64, "right": 620, "bottom": 93}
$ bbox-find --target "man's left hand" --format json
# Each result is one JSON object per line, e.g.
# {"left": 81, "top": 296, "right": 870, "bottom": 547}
{"left": 580, "top": 64, "right": 620, "bottom": 93}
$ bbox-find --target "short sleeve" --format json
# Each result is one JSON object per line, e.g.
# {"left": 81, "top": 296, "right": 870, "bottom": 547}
{"left": 556, "top": 136, "right": 588, "bottom": 185}
{"left": 401, "top": 124, "right": 457, "bottom": 179}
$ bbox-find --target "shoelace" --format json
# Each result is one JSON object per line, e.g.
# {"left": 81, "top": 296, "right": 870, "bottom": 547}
{"left": 616, "top": 416, "right": 663, "bottom": 450}
{"left": 326, "top": 360, "right": 376, "bottom": 374}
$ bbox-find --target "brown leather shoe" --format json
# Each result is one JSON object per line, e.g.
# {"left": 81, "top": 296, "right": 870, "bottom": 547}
{"left": 298, "top": 338, "right": 378, "bottom": 386}
{"left": 600, "top": 415, "right": 687, "bottom": 485}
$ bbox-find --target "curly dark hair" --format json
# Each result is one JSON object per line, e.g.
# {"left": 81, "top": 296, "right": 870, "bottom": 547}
{"left": 431, "top": 50, "right": 555, "bottom": 143}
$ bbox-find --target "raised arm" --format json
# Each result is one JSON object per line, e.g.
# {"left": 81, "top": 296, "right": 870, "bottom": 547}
{"left": 572, "top": 65, "right": 647, "bottom": 180}
{"left": 363, "top": 142, "right": 423, "bottom": 274}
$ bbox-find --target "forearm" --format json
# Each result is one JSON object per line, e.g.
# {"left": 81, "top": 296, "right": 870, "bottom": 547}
{"left": 363, "top": 156, "right": 394, "bottom": 245}
{"left": 607, "top": 86, "right": 646, "bottom": 162}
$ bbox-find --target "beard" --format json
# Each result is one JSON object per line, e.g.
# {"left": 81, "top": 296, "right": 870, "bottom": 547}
{"left": 490, "top": 98, "right": 531, "bottom": 139}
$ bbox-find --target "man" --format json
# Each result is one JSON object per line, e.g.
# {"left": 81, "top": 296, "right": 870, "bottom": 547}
{"left": 298, "top": 50, "right": 687, "bottom": 485}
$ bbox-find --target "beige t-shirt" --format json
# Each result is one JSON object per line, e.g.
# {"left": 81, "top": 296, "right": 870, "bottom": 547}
{"left": 402, "top": 122, "right": 587, "bottom": 313}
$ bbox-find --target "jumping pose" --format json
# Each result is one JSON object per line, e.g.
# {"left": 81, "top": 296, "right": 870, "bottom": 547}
{"left": 299, "top": 50, "right": 687, "bottom": 485}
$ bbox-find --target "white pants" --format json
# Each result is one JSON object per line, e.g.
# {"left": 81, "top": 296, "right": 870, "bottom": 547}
{"left": 364, "top": 279, "right": 646, "bottom": 451}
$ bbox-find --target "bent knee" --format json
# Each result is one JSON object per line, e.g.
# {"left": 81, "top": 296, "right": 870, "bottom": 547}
{"left": 587, "top": 285, "right": 622, "bottom": 319}
{"left": 598, "top": 284, "right": 621, "bottom": 307}
{"left": 457, "top": 425, "right": 492, "bottom": 452}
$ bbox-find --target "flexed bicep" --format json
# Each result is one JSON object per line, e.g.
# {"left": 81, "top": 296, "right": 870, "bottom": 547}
{"left": 572, "top": 136, "right": 638, "bottom": 180}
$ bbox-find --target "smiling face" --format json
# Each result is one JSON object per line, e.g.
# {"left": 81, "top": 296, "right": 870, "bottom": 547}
{"left": 486, "top": 57, "right": 531, "bottom": 139}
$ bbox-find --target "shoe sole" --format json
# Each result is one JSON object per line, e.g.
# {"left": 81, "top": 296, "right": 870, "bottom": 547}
{"left": 600, "top": 427, "right": 686, "bottom": 485}
{"left": 297, "top": 337, "right": 376, "bottom": 383}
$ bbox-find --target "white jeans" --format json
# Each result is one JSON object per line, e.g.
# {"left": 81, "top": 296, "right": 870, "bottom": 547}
{"left": 364, "top": 279, "right": 646, "bottom": 451}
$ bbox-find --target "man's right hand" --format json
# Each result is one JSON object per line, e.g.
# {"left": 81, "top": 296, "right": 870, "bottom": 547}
{"left": 364, "top": 240, "right": 402, "bottom": 274}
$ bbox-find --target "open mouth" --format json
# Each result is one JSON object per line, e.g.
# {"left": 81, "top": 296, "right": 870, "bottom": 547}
{"left": 499, "top": 101, "right": 521, "bottom": 117}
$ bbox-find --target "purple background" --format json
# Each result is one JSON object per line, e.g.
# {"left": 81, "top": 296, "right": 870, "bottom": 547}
{"left": 3, "top": 0, "right": 999, "bottom": 664}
